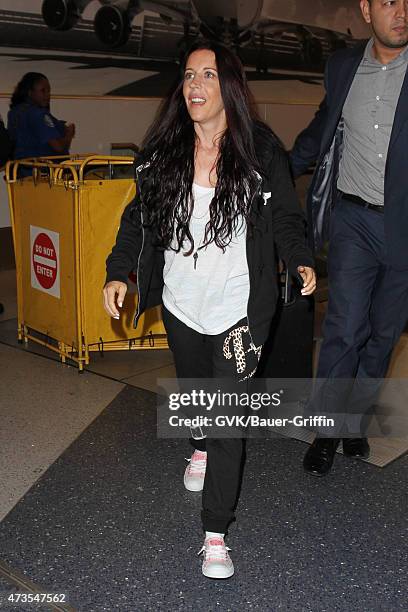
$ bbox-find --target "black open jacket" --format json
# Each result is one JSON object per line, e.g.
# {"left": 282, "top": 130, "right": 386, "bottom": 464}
{"left": 106, "top": 126, "right": 314, "bottom": 347}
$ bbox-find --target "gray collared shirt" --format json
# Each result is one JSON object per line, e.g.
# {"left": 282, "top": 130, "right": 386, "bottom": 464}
{"left": 337, "top": 38, "right": 408, "bottom": 205}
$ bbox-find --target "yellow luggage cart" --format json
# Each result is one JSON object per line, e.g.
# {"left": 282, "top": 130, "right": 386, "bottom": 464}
{"left": 6, "top": 155, "right": 167, "bottom": 370}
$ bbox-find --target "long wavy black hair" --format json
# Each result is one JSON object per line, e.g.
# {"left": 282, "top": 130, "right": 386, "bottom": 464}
{"left": 10, "top": 72, "right": 48, "bottom": 109}
{"left": 141, "top": 40, "right": 277, "bottom": 254}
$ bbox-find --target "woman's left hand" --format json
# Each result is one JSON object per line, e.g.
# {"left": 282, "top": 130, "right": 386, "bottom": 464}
{"left": 297, "top": 266, "right": 316, "bottom": 295}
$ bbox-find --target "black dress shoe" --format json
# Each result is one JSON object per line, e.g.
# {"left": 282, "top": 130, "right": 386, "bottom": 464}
{"left": 303, "top": 438, "right": 340, "bottom": 476}
{"left": 342, "top": 437, "right": 370, "bottom": 459}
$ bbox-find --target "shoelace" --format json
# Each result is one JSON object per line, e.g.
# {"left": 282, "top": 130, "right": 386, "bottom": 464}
{"left": 185, "top": 454, "right": 206, "bottom": 475}
{"left": 198, "top": 539, "right": 232, "bottom": 561}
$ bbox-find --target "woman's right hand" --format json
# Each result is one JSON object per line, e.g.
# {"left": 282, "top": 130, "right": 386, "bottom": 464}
{"left": 103, "top": 281, "right": 127, "bottom": 319}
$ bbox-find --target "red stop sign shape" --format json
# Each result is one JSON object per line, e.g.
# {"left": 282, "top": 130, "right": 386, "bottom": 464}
{"left": 32, "top": 232, "right": 57, "bottom": 290}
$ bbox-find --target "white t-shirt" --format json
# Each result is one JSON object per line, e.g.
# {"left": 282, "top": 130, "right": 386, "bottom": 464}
{"left": 162, "top": 183, "right": 250, "bottom": 334}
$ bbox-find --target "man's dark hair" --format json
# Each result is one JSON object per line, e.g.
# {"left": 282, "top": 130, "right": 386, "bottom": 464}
{"left": 10, "top": 72, "right": 48, "bottom": 108}
{"left": 141, "top": 40, "right": 279, "bottom": 253}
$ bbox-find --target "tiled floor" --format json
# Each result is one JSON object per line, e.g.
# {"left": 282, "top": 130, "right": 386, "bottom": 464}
{"left": 1, "top": 383, "right": 407, "bottom": 612}
{"left": 0, "top": 271, "right": 408, "bottom": 612}
{"left": 1, "top": 265, "right": 408, "bottom": 489}
{"left": 0, "top": 343, "right": 124, "bottom": 522}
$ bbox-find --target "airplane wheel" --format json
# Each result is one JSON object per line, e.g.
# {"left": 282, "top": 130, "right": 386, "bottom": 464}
{"left": 42, "top": 0, "right": 79, "bottom": 31}
{"left": 94, "top": 5, "right": 131, "bottom": 48}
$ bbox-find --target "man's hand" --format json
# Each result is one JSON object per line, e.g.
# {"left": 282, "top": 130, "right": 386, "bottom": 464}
{"left": 103, "top": 281, "right": 127, "bottom": 319}
{"left": 65, "top": 123, "right": 75, "bottom": 138}
{"left": 297, "top": 266, "right": 316, "bottom": 296}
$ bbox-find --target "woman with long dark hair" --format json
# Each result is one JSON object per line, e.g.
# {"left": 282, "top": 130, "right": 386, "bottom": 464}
{"left": 7, "top": 72, "right": 75, "bottom": 163}
{"left": 104, "top": 40, "right": 315, "bottom": 579}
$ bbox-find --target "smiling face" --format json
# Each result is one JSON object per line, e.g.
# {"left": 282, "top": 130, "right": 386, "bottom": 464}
{"left": 360, "top": 0, "right": 408, "bottom": 50}
{"left": 183, "top": 49, "right": 226, "bottom": 130}
{"left": 29, "top": 78, "right": 51, "bottom": 108}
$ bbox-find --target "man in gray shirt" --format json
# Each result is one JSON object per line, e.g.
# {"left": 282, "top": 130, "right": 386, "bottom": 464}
{"left": 338, "top": 38, "right": 408, "bottom": 205}
{"left": 291, "top": 0, "right": 408, "bottom": 476}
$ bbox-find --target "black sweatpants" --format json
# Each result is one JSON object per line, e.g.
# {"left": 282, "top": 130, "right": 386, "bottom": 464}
{"left": 162, "top": 306, "right": 262, "bottom": 533}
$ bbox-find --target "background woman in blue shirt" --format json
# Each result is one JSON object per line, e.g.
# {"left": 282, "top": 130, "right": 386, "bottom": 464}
{"left": 7, "top": 72, "right": 75, "bottom": 162}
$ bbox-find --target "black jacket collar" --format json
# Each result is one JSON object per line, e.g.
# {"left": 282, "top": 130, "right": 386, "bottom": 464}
{"left": 321, "top": 43, "right": 365, "bottom": 154}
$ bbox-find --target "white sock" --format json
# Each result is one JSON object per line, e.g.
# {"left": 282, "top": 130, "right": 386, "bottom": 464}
{"left": 205, "top": 531, "right": 225, "bottom": 541}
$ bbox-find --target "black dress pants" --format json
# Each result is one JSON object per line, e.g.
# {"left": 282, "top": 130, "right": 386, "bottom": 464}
{"left": 162, "top": 306, "right": 262, "bottom": 533}
{"left": 314, "top": 197, "right": 408, "bottom": 433}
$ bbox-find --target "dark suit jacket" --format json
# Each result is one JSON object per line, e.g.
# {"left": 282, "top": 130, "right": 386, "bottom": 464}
{"left": 291, "top": 43, "right": 408, "bottom": 269}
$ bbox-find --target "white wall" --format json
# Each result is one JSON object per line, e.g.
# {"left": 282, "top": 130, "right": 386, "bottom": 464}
{"left": 0, "top": 96, "right": 163, "bottom": 228}
{"left": 0, "top": 96, "right": 318, "bottom": 228}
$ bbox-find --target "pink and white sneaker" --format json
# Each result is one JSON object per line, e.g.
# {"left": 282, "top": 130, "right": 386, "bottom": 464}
{"left": 198, "top": 536, "right": 234, "bottom": 579}
{"left": 184, "top": 450, "right": 207, "bottom": 492}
